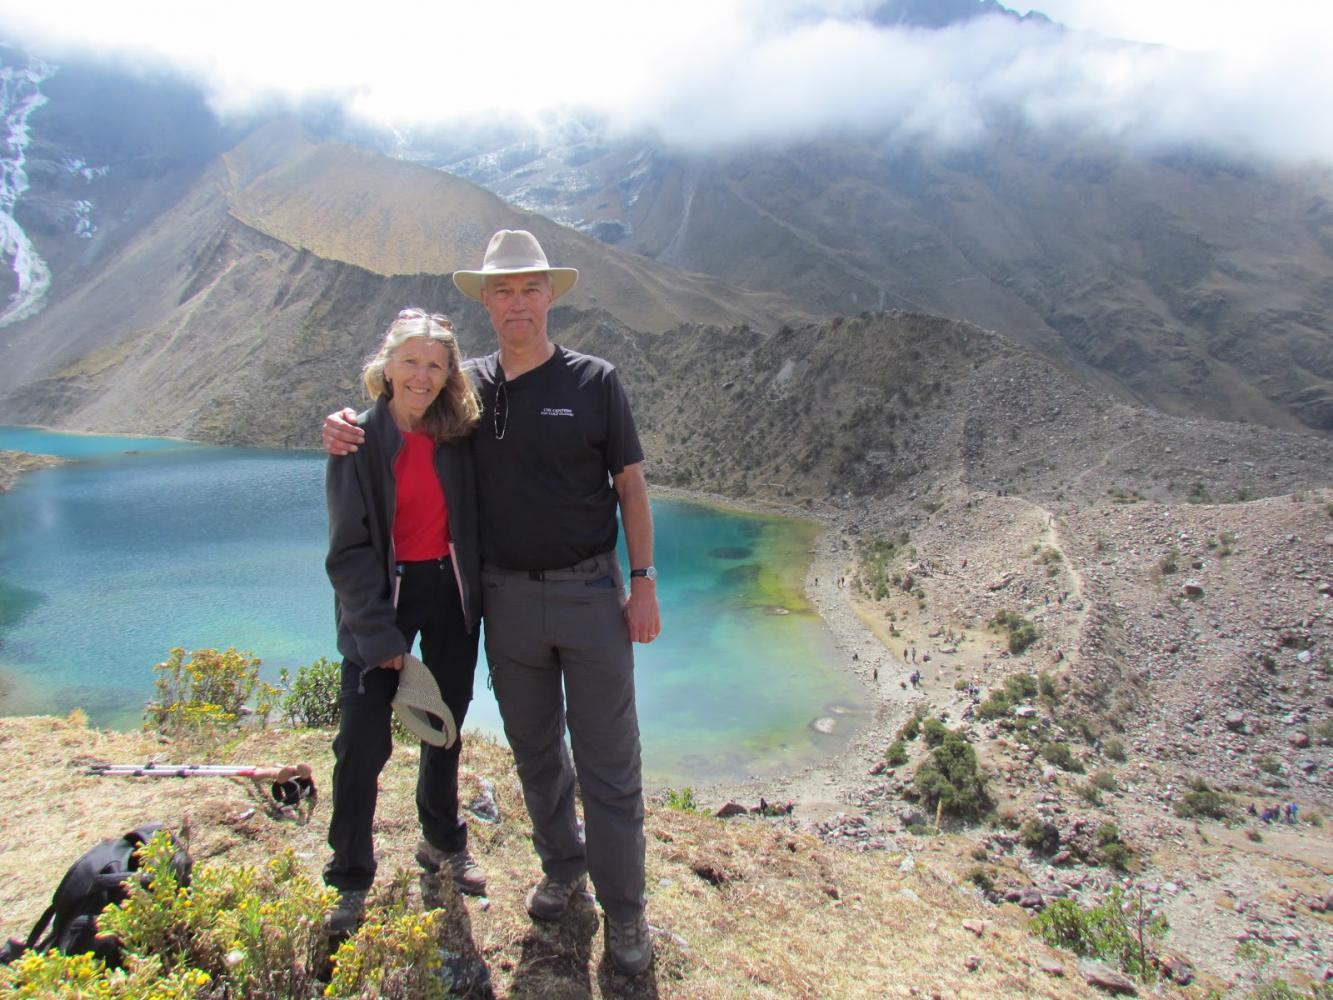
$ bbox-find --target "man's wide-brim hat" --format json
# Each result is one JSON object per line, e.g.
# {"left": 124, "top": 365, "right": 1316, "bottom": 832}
{"left": 391, "top": 653, "right": 457, "bottom": 748}
{"left": 452, "top": 229, "right": 579, "bottom": 303}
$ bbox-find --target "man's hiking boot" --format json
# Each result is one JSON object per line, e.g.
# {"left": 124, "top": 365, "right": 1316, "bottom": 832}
{"left": 524, "top": 873, "right": 588, "bottom": 921}
{"left": 604, "top": 912, "right": 653, "bottom": 976}
{"left": 323, "top": 889, "right": 367, "bottom": 936}
{"left": 416, "top": 839, "right": 487, "bottom": 899}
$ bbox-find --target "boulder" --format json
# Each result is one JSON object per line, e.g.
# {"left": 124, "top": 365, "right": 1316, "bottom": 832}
{"left": 1160, "top": 955, "right": 1194, "bottom": 985}
{"left": 1225, "top": 710, "right": 1247, "bottom": 732}
{"left": 1078, "top": 959, "right": 1138, "bottom": 994}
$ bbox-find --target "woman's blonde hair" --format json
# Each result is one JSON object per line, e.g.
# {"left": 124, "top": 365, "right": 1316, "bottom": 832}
{"left": 362, "top": 308, "right": 481, "bottom": 442}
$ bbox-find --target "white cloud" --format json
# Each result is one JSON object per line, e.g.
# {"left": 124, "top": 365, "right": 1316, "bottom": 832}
{"left": 1, "top": 0, "right": 1331, "bottom": 163}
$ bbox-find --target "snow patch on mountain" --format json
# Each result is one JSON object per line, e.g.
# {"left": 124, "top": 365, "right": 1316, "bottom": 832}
{"left": 0, "top": 59, "right": 54, "bottom": 326}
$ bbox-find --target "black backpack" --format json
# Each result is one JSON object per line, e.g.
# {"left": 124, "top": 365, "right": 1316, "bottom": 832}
{"left": 1, "top": 823, "right": 193, "bottom": 967}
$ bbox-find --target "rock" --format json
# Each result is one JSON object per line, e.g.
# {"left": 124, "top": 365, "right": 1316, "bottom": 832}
{"left": 962, "top": 920, "right": 986, "bottom": 937}
{"left": 1289, "top": 732, "right": 1310, "bottom": 749}
{"left": 1039, "top": 960, "right": 1065, "bottom": 977}
{"left": 899, "top": 855, "right": 916, "bottom": 874}
{"left": 1160, "top": 955, "right": 1194, "bottom": 985}
{"left": 965, "top": 954, "right": 982, "bottom": 972}
{"left": 1014, "top": 705, "right": 1039, "bottom": 718}
{"left": 1225, "top": 710, "right": 1247, "bottom": 732}
{"left": 1052, "top": 850, "right": 1073, "bottom": 865}
{"left": 900, "top": 809, "right": 928, "bottom": 828}
{"left": 715, "top": 802, "right": 747, "bottom": 818}
{"left": 1078, "top": 959, "right": 1138, "bottom": 994}
{"left": 1018, "top": 888, "right": 1045, "bottom": 910}
{"left": 467, "top": 779, "right": 501, "bottom": 823}
{"left": 1181, "top": 580, "right": 1204, "bottom": 598}
{"left": 811, "top": 717, "right": 837, "bottom": 734}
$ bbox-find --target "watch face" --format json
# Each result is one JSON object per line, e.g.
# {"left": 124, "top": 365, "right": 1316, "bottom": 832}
{"left": 633, "top": 566, "right": 657, "bottom": 581}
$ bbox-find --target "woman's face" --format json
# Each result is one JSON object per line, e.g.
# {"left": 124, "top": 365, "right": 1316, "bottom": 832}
{"left": 385, "top": 337, "right": 451, "bottom": 421}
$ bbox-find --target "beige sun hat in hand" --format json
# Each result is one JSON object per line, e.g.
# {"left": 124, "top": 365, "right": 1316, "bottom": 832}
{"left": 391, "top": 653, "right": 457, "bottom": 748}
{"left": 452, "top": 229, "right": 579, "bottom": 302}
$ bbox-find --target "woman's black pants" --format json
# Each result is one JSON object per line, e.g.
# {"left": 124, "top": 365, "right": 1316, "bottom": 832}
{"left": 324, "top": 557, "right": 478, "bottom": 892}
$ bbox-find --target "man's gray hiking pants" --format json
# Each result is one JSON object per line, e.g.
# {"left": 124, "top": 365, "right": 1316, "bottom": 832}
{"left": 482, "top": 550, "right": 646, "bottom": 922}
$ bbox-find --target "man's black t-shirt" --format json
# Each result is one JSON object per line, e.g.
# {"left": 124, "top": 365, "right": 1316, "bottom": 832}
{"left": 467, "top": 346, "right": 644, "bottom": 571}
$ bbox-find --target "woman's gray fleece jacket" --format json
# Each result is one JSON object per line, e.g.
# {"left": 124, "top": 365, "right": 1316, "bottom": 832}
{"left": 325, "top": 396, "right": 481, "bottom": 670}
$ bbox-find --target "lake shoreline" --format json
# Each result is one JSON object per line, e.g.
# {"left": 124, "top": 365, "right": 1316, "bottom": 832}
{"left": 650, "top": 484, "right": 914, "bottom": 818}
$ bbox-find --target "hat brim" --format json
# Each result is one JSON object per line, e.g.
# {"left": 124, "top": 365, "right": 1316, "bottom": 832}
{"left": 391, "top": 654, "right": 458, "bottom": 748}
{"left": 453, "top": 267, "right": 579, "bottom": 303}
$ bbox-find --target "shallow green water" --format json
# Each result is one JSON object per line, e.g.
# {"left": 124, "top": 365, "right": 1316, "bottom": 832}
{"left": 0, "top": 427, "right": 867, "bottom": 784}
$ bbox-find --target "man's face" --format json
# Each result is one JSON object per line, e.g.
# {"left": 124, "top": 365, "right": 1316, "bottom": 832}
{"left": 481, "top": 272, "right": 554, "bottom": 347}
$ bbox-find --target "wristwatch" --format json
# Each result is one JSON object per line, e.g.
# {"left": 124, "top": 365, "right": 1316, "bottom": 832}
{"left": 630, "top": 566, "right": 658, "bottom": 581}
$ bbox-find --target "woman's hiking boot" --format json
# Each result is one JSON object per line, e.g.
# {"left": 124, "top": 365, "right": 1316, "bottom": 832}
{"left": 524, "top": 873, "right": 588, "bottom": 921}
{"left": 416, "top": 838, "right": 487, "bottom": 900}
{"left": 604, "top": 911, "right": 653, "bottom": 976}
{"left": 323, "top": 889, "right": 367, "bottom": 936}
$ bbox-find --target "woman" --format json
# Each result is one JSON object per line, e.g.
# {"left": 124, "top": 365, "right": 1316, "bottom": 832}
{"left": 323, "top": 308, "right": 483, "bottom": 934}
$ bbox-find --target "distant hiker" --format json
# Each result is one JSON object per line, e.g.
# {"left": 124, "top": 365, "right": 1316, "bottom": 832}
{"left": 322, "top": 309, "right": 486, "bottom": 936}
{"left": 324, "top": 230, "right": 658, "bottom": 976}
{"left": 1247, "top": 802, "right": 1258, "bottom": 817}
{"left": 1286, "top": 802, "right": 1299, "bottom": 825}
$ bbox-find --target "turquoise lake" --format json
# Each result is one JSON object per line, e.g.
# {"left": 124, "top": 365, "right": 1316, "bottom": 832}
{"left": 0, "top": 428, "right": 868, "bottom": 785}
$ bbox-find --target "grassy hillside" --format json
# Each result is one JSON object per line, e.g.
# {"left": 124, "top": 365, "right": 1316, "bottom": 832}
{"left": 0, "top": 716, "right": 1126, "bottom": 999}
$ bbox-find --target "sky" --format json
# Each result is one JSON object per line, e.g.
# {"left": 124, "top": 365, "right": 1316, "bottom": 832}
{"left": 1, "top": 0, "right": 1331, "bottom": 163}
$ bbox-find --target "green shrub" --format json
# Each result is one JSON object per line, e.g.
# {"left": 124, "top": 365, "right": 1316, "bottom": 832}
{"left": 1005, "top": 673, "right": 1039, "bottom": 701}
{"left": 1257, "top": 753, "right": 1282, "bottom": 775}
{"left": 1030, "top": 890, "right": 1166, "bottom": 981}
{"left": 1020, "top": 819, "right": 1060, "bottom": 855}
{"left": 1038, "top": 672, "right": 1059, "bottom": 700}
{"left": 99, "top": 835, "right": 333, "bottom": 996}
{"left": 0, "top": 951, "right": 209, "bottom": 998}
{"left": 921, "top": 717, "right": 949, "bottom": 748}
{"left": 84, "top": 833, "right": 464, "bottom": 999}
{"left": 1096, "top": 823, "right": 1134, "bottom": 871}
{"left": 663, "top": 787, "right": 703, "bottom": 813}
{"left": 856, "top": 532, "right": 911, "bottom": 599}
{"left": 886, "top": 739, "right": 909, "bottom": 767}
{"left": 976, "top": 693, "right": 1011, "bottom": 721}
{"left": 967, "top": 866, "right": 995, "bottom": 893}
{"left": 990, "top": 611, "right": 1038, "bottom": 655}
{"left": 144, "top": 647, "right": 277, "bottom": 743}
{"left": 913, "top": 731, "right": 993, "bottom": 822}
{"left": 1103, "top": 736, "right": 1127, "bottom": 762}
{"left": 1041, "top": 741, "right": 1084, "bottom": 773}
{"left": 1176, "top": 779, "right": 1231, "bottom": 820}
{"left": 899, "top": 713, "right": 922, "bottom": 742}
{"left": 1076, "top": 782, "right": 1103, "bottom": 806}
{"left": 280, "top": 656, "right": 342, "bottom": 728}
{"left": 1090, "top": 770, "right": 1119, "bottom": 793}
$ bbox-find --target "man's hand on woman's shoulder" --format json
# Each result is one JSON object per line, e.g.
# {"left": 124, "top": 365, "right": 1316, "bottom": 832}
{"left": 323, "top": 407, "right": 365, "bottom": 455}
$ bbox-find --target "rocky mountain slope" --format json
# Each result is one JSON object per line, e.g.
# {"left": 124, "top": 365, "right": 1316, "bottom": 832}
{"left": 0, "top": 121, "right": 806, "bottom": 444}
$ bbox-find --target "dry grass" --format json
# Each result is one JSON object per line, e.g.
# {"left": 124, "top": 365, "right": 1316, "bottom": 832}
{"left": 0, "top": 715, "right": 1172, "bottom": 998}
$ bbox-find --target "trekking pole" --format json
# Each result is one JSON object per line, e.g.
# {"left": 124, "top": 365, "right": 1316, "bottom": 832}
{"left": 88, "top": 762, "right": 316, "bottom": 805}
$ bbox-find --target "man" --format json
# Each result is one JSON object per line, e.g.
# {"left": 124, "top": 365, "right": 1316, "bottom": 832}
{"left": 323, "top": 229, "right": 660, "bottom": 976}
